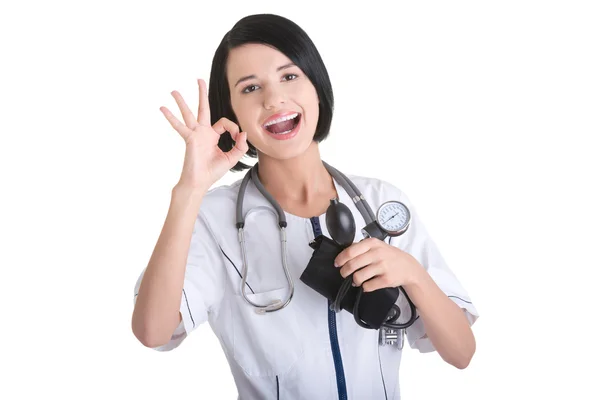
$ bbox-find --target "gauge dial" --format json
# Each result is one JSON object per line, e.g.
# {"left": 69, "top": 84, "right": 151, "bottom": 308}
{"left": 376, "top": 201, "right": 410, "bottom": 236}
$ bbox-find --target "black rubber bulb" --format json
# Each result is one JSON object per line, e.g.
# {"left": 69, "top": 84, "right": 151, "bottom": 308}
{"left": 326, "top": 198, "right": 356, "bottom": 248}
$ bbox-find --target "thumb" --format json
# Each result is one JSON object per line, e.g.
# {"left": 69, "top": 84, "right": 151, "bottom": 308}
{"left": 226, "top": 131, "right": 248, "bottom": 164}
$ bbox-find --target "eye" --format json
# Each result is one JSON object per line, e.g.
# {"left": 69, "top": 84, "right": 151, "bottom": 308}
{"left": 283, "top": 74, "right": 298, "bottom": 81}
{"left": 242, "top": 84, "right": 259, "bottom": 94}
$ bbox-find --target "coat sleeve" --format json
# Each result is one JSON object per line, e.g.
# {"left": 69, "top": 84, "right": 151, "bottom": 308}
{"left": 133, "top": 210, "right": 226, "bottom": 351}
{"left": 384, "top": 185, "right": 479, "bottom": 353}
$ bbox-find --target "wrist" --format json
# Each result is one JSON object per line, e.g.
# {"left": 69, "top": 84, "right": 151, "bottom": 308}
{"left": 405, "top": 259, "right": 430, "bottom": 289}
{"left": 171, "top": 184, "right": 208, "bottom": 208}
{"left": 172, "top": 182, "right": 209, "bottom": 198}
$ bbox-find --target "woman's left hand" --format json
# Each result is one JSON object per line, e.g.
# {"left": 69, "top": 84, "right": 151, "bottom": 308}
{"left": 333, "top": 238, "right": 424, "bottom": 292}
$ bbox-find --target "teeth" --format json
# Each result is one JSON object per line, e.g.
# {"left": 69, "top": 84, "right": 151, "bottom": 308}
{"left": 263, "top": 113, "right": 298, "bottom": 127}
{"left": 273, "top": 129, "right": 293, "bottom": 135}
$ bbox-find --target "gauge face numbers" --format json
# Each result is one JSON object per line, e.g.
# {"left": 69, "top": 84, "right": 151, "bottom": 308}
{"left": 376, "top": 201, "right": 410, "bottom": 236}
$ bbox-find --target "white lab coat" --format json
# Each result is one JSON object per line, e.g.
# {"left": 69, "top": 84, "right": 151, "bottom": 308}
{"left": 134, "top": 173, "right": 479, "bottom": 399}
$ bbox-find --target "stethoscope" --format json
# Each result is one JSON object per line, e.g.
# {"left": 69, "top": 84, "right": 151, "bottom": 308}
{"left": 236, "top": 161, "right": 413, "bottom": 317}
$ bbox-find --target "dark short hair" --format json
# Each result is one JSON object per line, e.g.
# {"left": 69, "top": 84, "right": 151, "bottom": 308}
{"left": 208, "top": 14, "right": 335, "bottom": 172}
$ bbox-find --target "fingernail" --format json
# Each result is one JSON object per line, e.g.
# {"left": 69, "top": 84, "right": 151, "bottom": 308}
{"left": 334, "top": 263, "right": 339, "bottom": 268}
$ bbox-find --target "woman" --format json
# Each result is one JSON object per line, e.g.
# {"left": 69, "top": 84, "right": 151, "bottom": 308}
{"left": 132, "top": 13, "right": 479, "bottom": 399}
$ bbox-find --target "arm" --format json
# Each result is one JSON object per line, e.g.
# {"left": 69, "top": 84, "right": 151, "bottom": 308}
{"left": 131, "top": 184, "right": 208, "bottom": 348}
{"left": 337, "top": 240, "right": 477, "bottom": 369}
{"left": 334, "top": 181, "right": 479, "bottom": 367}
{"left": 404, "top": 270, "right": 476, "bottom": 369}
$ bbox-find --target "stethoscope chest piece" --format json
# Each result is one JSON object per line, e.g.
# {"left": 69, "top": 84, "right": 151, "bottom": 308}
{"left": 254, "top": 299, "right": 284, "bottom": 315}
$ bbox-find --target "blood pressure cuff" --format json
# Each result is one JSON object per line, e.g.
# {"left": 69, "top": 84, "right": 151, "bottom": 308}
{"left": 300, "top": 234, "right": 399, "bottom": 329}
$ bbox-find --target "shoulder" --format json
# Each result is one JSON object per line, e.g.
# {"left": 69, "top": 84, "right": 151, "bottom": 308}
{"left": 200, "top": 178, "right": 242, "bottom": 211}
{"left": 343, "top": 172, "right": 413, "bottom": 207}
{"left": 196, "top": 177, "right": 244, "bottom": 224}
{"left": 190, "top": 177, "right": 245, "bottom": 249}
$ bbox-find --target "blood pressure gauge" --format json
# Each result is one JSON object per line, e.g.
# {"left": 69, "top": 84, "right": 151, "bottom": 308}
{"left": 361, "top": 200, "right": 411, "bottom": 240}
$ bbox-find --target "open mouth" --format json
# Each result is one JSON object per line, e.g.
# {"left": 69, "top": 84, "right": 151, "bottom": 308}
{"left": 263, "top": 113, "right": 301, "bottom": 135}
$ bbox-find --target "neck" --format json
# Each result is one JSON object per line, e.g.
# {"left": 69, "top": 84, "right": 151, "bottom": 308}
{"left": 256, "top": 141, "right": 335, "bottom": 205}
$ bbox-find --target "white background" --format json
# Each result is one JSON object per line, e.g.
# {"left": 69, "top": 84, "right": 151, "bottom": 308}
{"left": 1, "top": 0, "right": 599, "bottom": 399}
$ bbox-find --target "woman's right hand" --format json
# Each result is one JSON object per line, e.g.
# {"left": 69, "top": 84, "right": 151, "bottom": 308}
{"left": 160, "top": 79, "right": 248, "bottom": 191}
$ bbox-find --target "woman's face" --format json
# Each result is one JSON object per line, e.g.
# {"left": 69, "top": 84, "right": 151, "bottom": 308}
{"left": 226, "top": 43, "right": 320, "bottom": 160}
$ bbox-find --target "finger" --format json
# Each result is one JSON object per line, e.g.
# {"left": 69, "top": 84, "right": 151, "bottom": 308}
{"left": 212, "top": 117, "right": 240, "bottom": 137}
{"left": 160, "top": 106, "right": 189, "bottom": 140}
{"left": 197, "top": 79, "right": 211, "bottom": 126}
{"left": 361, "top": 274, "right": 392, "bottom": 293}
{"left": 171, "top": 90, "right": 197, "bottom": 128}
{"left": 353, "top": 263, "right": 385, "bottom": 288}
{"left": 340, "top": 250, "right": 378, "bottom": 279}
{"left": 334, "top": 238, "right": 377, "bottom": 269}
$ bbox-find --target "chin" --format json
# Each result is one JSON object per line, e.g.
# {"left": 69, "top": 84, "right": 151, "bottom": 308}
{"left": 254, "top": 124, "right": 317, "bottom": 159}
{"left": 257, "top": 138, "right": 314, "bottom": 161}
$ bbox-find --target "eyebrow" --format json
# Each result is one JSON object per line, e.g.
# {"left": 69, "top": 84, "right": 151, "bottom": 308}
{"left": 234, "top": 63, "right": 297, "bottom": 88}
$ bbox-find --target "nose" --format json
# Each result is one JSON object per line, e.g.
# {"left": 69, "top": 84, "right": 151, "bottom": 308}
{"left": 262, "top": 84, "right": 286, "bottom": 110}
